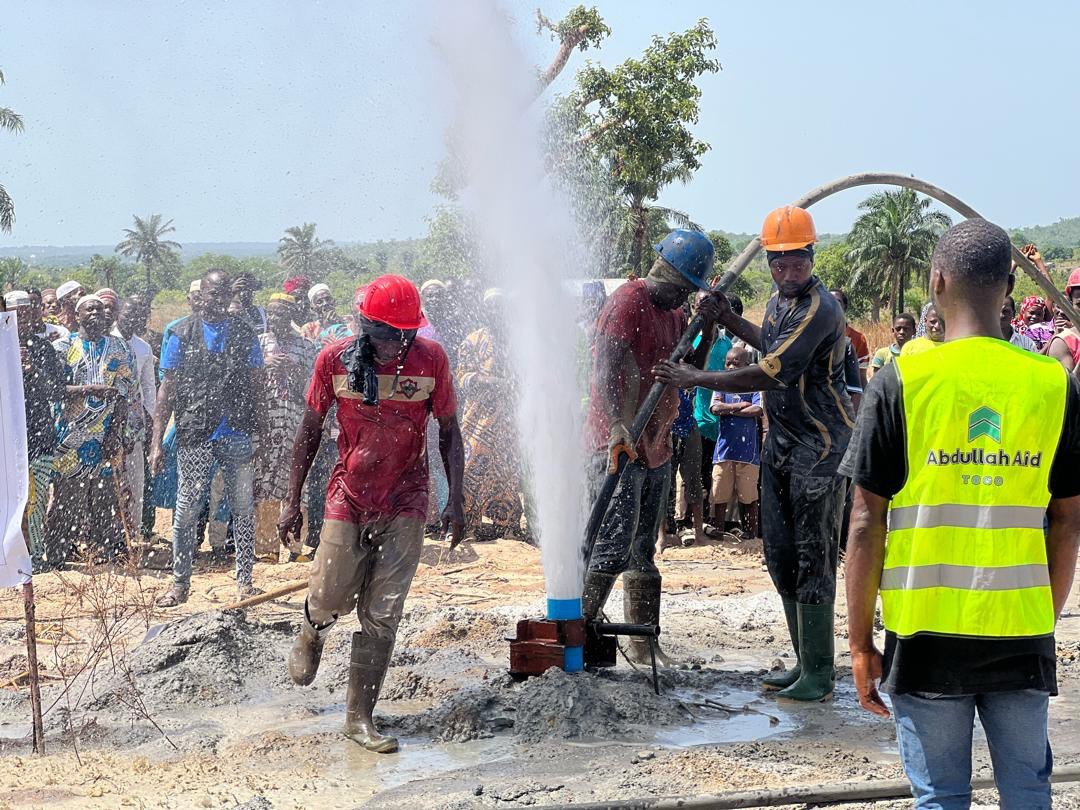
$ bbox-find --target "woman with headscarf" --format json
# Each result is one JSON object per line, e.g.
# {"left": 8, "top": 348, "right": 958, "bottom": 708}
{"left": 1013, "top": 295, "right": 1056, "bottom": 351}
{"left": 903, "top": 302, "right": 946, "bottom": 356}
{"left": 457, "top": 288, "right": 526, "bottom": 541}
{"left": 253, "top": 293, "right": 320, "bottom": 560}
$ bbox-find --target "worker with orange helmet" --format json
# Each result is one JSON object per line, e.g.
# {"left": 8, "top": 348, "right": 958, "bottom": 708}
{"left": 654, "top": 206, "right": 853, "bottom": 702}
{"left": 278, "top": 274, "right": 465, "bottom": 753}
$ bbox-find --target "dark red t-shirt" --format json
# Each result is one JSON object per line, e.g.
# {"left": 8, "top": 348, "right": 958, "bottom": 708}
{"left": 585, "top": 280, "right": 686, "bottom": 469}
{"left": 306, "top": 336, "right": 457, "bottom": 524}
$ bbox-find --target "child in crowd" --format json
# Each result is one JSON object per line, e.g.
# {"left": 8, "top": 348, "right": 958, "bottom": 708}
{"left": 709, "top": 345, "right": 762, "bottom": 539}
{"left": 870, "top": 312, "right": 916, "bottom": 373}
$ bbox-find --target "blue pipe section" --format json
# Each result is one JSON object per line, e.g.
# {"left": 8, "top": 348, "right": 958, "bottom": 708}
{"left": 547, "top": 597, "right": 583, "bottom": 672}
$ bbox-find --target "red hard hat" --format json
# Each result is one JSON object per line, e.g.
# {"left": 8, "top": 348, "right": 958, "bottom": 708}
{"left": 1067, "top": 268, "right": 1080, "bottom": 294}
{"left": 358, "top": 275, "right": 427, "bottom": 330}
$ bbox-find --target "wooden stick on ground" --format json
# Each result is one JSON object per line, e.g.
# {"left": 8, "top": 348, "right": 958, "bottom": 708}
{"left": 221, "top": 580, "right": 308, "bottom": 611}
{"left": 22, "top": 582, "right": 44, "bottom": 755}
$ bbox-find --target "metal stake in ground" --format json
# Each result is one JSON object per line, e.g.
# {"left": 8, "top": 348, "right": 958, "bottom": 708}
{"left": 22, "top": 581, "right": 44, "bottom": 755}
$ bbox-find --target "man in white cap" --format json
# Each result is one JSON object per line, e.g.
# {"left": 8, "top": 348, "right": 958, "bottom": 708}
{"left": 46, "top": 295, "right": 136, "bottom": 567}
{"left": 55, "top": 280, "right": 85, "bottom": 332}
{"left": 5, "top": 291, "right": 65, "bottom": 571}
{"left": 301, "top": 283, "right": 347, "bottom": 342}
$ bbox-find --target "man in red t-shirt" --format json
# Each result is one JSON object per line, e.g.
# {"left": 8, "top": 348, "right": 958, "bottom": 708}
{"left": 583, "top": 230, "right": 720, "bottom": 665}
{"left": 277, "top": 275, "right": 465, "bottom": 754}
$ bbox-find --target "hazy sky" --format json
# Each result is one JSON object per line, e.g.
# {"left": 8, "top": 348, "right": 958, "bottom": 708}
{"left": 2, "top": 0, "right": 1078, "bottom": 246}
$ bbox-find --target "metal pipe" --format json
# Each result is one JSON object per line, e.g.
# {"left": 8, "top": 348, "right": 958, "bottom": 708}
{"left": 581, "top": 171, "right": 1080, "bottom": 573}
{"left": 531, "top": 764, "right": 1080, "bottom": 810}
{"left": 592, "top": 622, "right": 660, "bottom": 637}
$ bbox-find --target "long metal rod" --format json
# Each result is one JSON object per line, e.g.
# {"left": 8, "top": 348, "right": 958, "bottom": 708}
{"left": 531, "top": 764, "right": 1080, "bottom": 810}
{"left": 581, "top": 171, "right": 1080, "bottom": 573}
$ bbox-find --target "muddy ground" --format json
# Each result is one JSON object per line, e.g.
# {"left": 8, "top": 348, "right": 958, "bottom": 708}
{"left": 4, "top": 534, "right": 1080, "bottom": 809}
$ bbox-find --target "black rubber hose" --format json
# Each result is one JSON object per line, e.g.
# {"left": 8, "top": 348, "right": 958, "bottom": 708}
{"left": 580, "top": 171, "right": 1080, "bottom": 574}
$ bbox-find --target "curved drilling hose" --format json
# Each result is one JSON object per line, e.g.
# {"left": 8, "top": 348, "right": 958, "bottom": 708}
{"left": 582, "top": 171, "right": 1080, "bottom": 571}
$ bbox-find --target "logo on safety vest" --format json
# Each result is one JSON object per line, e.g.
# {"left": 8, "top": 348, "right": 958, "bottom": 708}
{"left": 967, "top": 407, "right": 1002, "bottom": 444}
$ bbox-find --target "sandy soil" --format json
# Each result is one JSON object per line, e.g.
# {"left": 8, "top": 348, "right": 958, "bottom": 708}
{"left": 4, "top": 532, "right": 1080, "bottom": 809}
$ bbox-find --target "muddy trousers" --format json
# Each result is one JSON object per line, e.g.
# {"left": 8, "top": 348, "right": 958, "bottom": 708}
{"left": 25, "top": 454, "right": 53, "bottom": 571}
{"left": 306, "top": 517, "right": 425, "bottom": 640}
{"left": 586, "top": 453, "right": 669, "bottom": 577}
{"left": 760, "top": 464, "right": 845, "bottom": 604}
{"left": 173, "top": 436, "right": 256, "bottom": 589}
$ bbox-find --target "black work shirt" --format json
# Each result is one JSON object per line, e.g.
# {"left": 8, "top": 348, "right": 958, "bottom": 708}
{"left": 22, "top": 335, "right": 65, "bottom": 460}
{"left": 759, "top": 277, "right": 853, "bottom": 476}
{"left": 839, "top": 363, "right": 1080, "bottom": 696}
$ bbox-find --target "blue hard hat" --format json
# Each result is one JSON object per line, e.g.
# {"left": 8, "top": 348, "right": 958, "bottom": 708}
{"left": 653, "top": 229, "right": 714, "bottom": 290}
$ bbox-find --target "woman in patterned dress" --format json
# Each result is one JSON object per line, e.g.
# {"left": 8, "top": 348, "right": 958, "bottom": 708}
{"left": 253, "top": 294, "right": 319, "bottom": 559}
{"left": 456, "top": 289, "right": 526, "bottom": 541}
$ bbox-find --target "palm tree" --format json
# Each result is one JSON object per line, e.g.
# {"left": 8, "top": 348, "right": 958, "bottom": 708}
{"left": 278, "top": 223, "right": 333, "bottom": 276}
{"left": 617, "top": 159, "right": 697, "bottom": 276}
{"left": 846, "top": 189, "right": 952, "bottom": 317}
{"left": 115, "top": 214, "right": 182, "bottom": 290}
{"left": 0, "top": 68, "right": 25, "bottom": 233}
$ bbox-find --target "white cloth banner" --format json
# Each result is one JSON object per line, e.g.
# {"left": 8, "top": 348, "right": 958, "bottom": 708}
{"left": 0, "top": 310, "right": 31, "bottom": 587}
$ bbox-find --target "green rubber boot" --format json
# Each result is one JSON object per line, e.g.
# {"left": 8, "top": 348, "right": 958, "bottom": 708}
{"left": 761, "top": 598, "right": 801, "bottom": 690}
{"left": 777, "top": 602, "right": 835, "bottom": 702}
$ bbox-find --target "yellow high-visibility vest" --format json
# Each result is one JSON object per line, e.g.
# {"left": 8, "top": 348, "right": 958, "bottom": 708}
{"left": 884, "top": 336, "right": 1067, "bottom": 639}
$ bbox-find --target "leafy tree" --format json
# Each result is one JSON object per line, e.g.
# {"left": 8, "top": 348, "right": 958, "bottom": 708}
{"left": 399, "top": 249, "right": 416, "bottom": 276}
{"left": 535, "top": 6, "right": 611, "bottom": 91}
{"left": 0, "top": 257, "right": 26, "bottom": 291}
{"left": 707, "top": 231, "right": 734, "bottom": 267}
{"left": 277, "top": 223, "right": 332, "bottom": 276}
{"left": 115, "top": 213, "right": 182, "bottom": 290}
{"left": 374, "top": 246, "right": 389, "bottom": 275}
{"left": 420, "top": 206, "right": 477, "bottom": 280}
{"left": 88, "top": 254, "right": 127, "bottom": 291}
{"left": 0, "top": 68, "right": 22, "bottom": 232}
{"left": 846, "top": 189, "right": 951, "bottom": 318}
{"left": 572, "top": 20, "right": 720, "bottom": 275}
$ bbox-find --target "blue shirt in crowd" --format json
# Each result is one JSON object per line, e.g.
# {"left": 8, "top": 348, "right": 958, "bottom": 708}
{"left": 160, "top": 319, "right": 264, "bottom": 440}
{"left": 712, "top": 392, "right": 762, "bottom": 465}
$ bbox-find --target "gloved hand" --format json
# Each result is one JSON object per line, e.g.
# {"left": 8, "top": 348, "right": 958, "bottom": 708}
{"left": 607, "top": 422, "right": 637, "bottom": 475}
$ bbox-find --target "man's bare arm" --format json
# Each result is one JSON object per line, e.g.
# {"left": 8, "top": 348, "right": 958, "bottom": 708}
{"left": 1046, "top": 494, "right": 1080, "bottom": 620}
{"left": 846, "top": 485, "right": 891, "bottom": 718}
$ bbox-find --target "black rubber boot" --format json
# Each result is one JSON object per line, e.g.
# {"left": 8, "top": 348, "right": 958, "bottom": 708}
{"left": 344, "top": 632, "right": 398, "bottom": 753}
{"left": 761, "top": 598, "right": 801, "bottom": 690}
{"left": 288, "top": 600, "right": 333, "bottom": 686}
{"left": 581, "top": 571, "right": 617, "bottom": 621}
{"left": 777, "top": 602, "right": 835, "bottom": 702}
{"left": 622, "top": 573, "right": 678, "bottom": 666}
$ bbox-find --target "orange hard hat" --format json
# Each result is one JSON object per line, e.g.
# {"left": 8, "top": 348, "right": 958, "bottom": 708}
{"left": 760, "top": 206, "right": 817, "bottom": 252}
{"left": 1067, "top": 268, "right": 1080, "bottom": 294}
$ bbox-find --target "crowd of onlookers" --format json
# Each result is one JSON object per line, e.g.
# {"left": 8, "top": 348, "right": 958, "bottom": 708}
{"left": 8, "top": 243, "right": 1080, "bottom": 595}
{"left": 3, "top": 272, "right": 548, "bottom": 598}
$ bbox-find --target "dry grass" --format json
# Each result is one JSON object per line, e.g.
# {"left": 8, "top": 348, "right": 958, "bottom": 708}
{"left": 741, "top": 306, "right": 894, "bottom": 355}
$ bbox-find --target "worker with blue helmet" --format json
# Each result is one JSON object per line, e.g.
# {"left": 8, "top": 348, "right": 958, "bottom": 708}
{"left": 581, "top": 228, "right": 721, "bottom": 667}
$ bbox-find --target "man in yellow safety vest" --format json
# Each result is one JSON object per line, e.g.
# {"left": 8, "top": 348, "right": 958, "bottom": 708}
{"left": 843, "top": 218, "right": 1080, "bottom": 808}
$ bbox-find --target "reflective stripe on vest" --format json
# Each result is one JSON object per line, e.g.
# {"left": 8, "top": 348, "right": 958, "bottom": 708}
{"left": 889, "top": 504, "right": 1045, "bottom": 531}
{"left": 883, "top": 337, "right": 1066, "bottom": 639}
